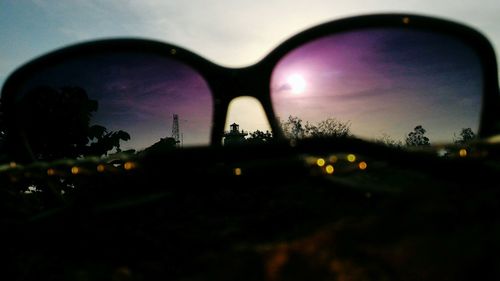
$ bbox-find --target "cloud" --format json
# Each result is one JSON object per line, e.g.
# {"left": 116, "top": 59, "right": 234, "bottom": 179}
{"left": 275, "top": 83, "right": 292, "bottom": 93}
{"left": 2, "top": 0, "right": 499, "bottom": 86}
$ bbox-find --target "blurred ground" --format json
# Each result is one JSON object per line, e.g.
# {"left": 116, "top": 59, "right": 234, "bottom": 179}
{"left": 1, "top": 145, "right": 500, "bottom": 281}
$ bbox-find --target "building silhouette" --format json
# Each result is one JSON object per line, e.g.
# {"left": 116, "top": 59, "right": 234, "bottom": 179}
{"left": 223, "top": 123, "right": 247, "bottom": 146}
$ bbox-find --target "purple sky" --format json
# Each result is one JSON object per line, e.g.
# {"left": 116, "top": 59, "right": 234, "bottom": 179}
{"left": 13, "top": 28, "right": 485, "bottom": 149}
{"left": 20, "top": 52, "right": 213, "bottom": 150}
{"left": 271, "top": 28, "right": 483, "bottom": 143}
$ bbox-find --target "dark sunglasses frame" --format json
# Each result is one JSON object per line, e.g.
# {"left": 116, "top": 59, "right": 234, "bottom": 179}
{"left": 2, "top": 13, "right": 499, "bottom": 158}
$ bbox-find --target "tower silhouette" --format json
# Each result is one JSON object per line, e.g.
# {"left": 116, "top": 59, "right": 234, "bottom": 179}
{"left": 223, "top": 123, "right": 247, "bottom": 145}
{"left": 172, "top": 114, "right": 180, "bottom": 147}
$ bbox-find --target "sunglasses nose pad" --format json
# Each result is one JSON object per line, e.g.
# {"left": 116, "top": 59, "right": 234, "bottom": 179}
{"left": 223, "top": 96, "right": 272, "bottom": 145}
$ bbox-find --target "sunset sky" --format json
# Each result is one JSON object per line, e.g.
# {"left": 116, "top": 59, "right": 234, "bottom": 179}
{"left": 1, "top": 0, "right": 498, "bottom": 147}
{"left": 18, "top": 52, "right": 214, "bottom": 150}
{"left": 270, "top": 28, "right": 482, "bottom": 143}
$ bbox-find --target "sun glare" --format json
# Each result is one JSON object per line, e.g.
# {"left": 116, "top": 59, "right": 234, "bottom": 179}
{"left": 287, "top": 74, "right": 306, "bottom": 94}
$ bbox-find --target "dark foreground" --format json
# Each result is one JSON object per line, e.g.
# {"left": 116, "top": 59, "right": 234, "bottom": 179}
{"left": 1, "top": 141, "right": 500, "bottom": 281}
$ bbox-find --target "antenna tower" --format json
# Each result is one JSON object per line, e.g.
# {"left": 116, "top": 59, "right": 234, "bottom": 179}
{"left": 172, "top": 114, "right": 180, "bottom": 147}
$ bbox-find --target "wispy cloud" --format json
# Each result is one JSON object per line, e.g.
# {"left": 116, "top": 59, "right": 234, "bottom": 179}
{"left": 1, "top": 0, "right": 499, "bottom": 97}
{"left": 8, "top": 0, "right": 500, "bottom": 67}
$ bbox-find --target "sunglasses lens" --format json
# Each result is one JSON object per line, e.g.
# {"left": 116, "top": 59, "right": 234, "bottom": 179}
{"left": 12, "top": 51, "right": 212, "bottom": 160}
{"left": 271, "top": 28, "right": 483, "bottom": 145}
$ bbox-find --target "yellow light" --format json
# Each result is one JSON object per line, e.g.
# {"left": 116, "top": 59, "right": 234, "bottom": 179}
{"left": 97, "top": 164, "right": 105, "bottom": 173}
{"left": 124, "top": 161, "right": 135, "bottom": 170}
{"left": 459, "top": 149, "right": 467, "bottom": 158}
{"left": 402, "top": 17, "right": 410, "bottom": 24}
{"left": 234, "top": 168, "right": 242, "bottom": 176}
{"left": 171, "top": 48, "right": 177, "bottom": 55}
{"left": 347, "top": 154, "right": 356, "bottom": 162}
{"left": 325, "top": 165, "right": 334, "bottom": 174}
{"left": 71, "top": 166, "right": 80, "bottom": 175}
{"left": 316, "top": 158, "right": 326, "bottom": 167}
{"left": 47, "top": 168, "right": 55, "bottom": 176}
{"left": 359, "top": 161, "right": 368, "bottom": 170}
{"left": 9, "top": 162, "right": 16, "bottom": 168}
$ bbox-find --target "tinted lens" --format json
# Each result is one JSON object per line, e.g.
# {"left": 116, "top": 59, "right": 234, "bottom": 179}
{"left": 271, "top": 28, "right": 483, "bottom": 145}
{"left": 12, "top": 51, "right": 212, "bottom": 160}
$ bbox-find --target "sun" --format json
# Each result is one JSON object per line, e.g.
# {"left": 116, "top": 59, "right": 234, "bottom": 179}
{"left": 287, "top": 73, "right": 306, "bottom": 94}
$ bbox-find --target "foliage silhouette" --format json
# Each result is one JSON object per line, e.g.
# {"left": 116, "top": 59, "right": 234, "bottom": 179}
{"left": 405, "top": 125, "right": 431, "bottom": 147}
{"left": 376, "top": 133, "right": 403, "bottom": 148}
{"left": 305, "top": 117, "right": 351, "bottom": 138}
{"left": 86, "top": 125, "right": 130, "bottom": 156}
{"left": 454, "top": 128, "right": 476, "bottom": 145}
{"left": 281, "top": 115, "right": 351, "bottom": 140}
{"left": 246, "top": 130, "right": 273, "bottom": 144}
{"left": 229, "top": 116, "right": 350, "bottom": 145}
{"left": 12, "top": 86, "right": 131, "bottom": 205}
{"left": 281, "top": 116, "right": 306, "bottom": 140}
{"left": 18, "top": 86, "right": 130, "bottom": 160}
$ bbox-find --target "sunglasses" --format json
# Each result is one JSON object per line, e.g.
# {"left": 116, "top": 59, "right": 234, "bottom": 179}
{"left": 1, "top": 13, "right": 499, "bottom": 163}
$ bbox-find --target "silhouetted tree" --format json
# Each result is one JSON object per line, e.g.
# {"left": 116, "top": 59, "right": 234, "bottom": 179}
{"left": 405, "top": 125, "right": 430, "bottom": 147}
{"left": 376, "top": 133, "right": 403, "bottom": 148}
{"left": 246, "top": 130, "right": 273, "bottom": 144}
{"left": 18, "top": 86, "right": 96, "bottom": 160}
{"left": 454, "top": 128, "right": 475, "bottom": 145}
{"left": 9, "top": 86, "right": 133, "bottom": 206}
{"left": 281, "top": 116, "right": 305, "bottom": 140}
{"left": 86, "top": 125, "right": 130, "bottom": 156}
{"left": 18, "top": 86, "right": 129, "bottom": 160}
{"left": 305, "top": 118, "right": 351, "bottom": 138}
{"left": 281, "top": 115, "right": 351, "bottom": 140}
